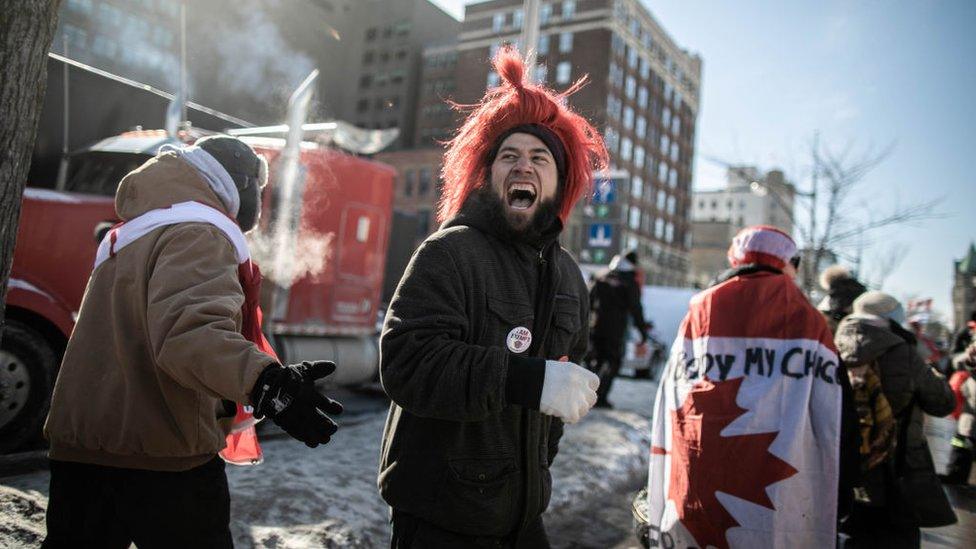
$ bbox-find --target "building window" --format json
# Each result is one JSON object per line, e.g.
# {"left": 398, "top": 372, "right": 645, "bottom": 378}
{"left": 620, "top": 137, "right": 632, "bottom": 161}
{"left": 487, "top": 70, "right": 500, "bottom": 87}
{"left": 665, "top": 222, "right": 674, "bottom": 243}
{"left": 640, "top": 56, "right": 650, "bottom": 79}
{"left": 363, "top": 50, "right": 374, "bottom": 64}
{"left": 62, "top": 24, "right": 88, "bottom": 50}
{"left": 611, "top": 33, "right": 625, "bottom": 55}
{"left": 655, "top": 218, "right": 665, "bottom": 239}
{"left": 637, "top": 86, "right": 648, "bottom": 109}
{"left": 91, "top": 36, "right": 118, "bottom": 59}
{"left": 629, "top": 206, "right": 641, "bottom": 230}
{"left": 538, "top": 34, "right": 550, "bottom": 55}
{"left": 513, "top": 9, "right": 524, "bottom": 29}
{"left": 609, "top": 62, "right": 624, "bottom": 88}
{"left": 534, "top": 64, "right": 548, "bottom": 83}
{"left": 563, "top": 0, "right": 576, "bottom": 18}
{"left": 657, "top": 190, "right": 667, "bottom": 210}
{"left": 66, "top": 0, "right": 93, "bottom": 13}
{"left": 625, "top": 76, "right": 636, "bottom": 99}
{"left": 404, "top": 170, "right": 415, "bottom": 196}
{"left": 418, "top": 168, "right": 431, "bottom": 196}
{"left": 634, "top": 146, "right": 645, "bottom": 168}
{"left": 365, "top": 27, "right": 378, "bottom": 41}
{"left": 635, "top": 116, "right": 646, "bottom": 139}
{"left": 559, "top": 32, "right": 573, "bottom": 53}
{"left": 604, "top": 127, "right": 619, "bottom": 153}
{"left": 556, "top": 61, "right": 571, "bottom": 84}
{"left": 659, "top": 161, "right": 668, "bottom": 182}
{"left": 540, "top": 3, "right": 552, "bottom": 24}
{"left": 667, "top": 195, "right": 676, "bottom": 215}
{"left": 628, "top": 47, "right": 638, "bottom": 69}
{"left": 669, "top": 168, "right": 678, "bottom": 188}
{"left": 623, "top": 106, "right": 634, "bottom": 130}
{"left": 359, "top": 74, "right": 373, "bottom": 89}
{"left": 492, "top": 12, "right": 505, "bottom": 32}
{"left": 631, "top": 176, "right": 643, "bottom": 198}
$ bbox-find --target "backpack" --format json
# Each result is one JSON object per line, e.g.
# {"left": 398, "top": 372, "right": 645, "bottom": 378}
{"left": 847, "top": 360, "right": 897, "bottom": 503}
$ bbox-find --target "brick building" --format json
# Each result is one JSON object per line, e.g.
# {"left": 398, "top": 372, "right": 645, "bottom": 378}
{"left": 399, "top": 0, "right": 702, "bottom": 286}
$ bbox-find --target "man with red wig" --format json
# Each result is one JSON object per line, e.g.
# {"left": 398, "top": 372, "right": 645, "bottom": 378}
{"left": 377, "top": 46, "right": 608, "bottom": 546}
{"left": 645, "top": 225, "right": 858, "bottom": 549}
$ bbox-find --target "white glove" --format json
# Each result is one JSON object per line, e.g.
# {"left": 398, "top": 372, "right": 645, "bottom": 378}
{"left": 539, "top": 360, "right": 600, "bottom": 424}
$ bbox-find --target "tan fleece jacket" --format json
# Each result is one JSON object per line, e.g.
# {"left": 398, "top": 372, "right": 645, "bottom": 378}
{"left": 44, "top": 153, "right": 273, "bottom": 471}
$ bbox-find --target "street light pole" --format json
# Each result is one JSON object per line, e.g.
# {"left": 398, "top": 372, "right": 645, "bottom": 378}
{"left": 520, "top": 0, "right": 541, "bottom": 80}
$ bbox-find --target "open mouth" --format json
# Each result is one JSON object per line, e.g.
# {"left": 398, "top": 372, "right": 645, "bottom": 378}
{"left": 507, "top": 182, "right": 537, "bottom": 210}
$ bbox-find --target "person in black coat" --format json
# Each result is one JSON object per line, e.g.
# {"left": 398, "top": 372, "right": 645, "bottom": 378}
{"left": 587, "top": 249, "right": 650, "bottom": 408}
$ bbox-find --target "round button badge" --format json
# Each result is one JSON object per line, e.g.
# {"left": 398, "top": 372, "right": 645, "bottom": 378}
{"left": 506, "top": 326, "right": 532, "bottom": 353}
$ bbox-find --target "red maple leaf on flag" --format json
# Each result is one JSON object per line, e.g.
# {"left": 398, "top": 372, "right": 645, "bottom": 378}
{"left": 656, "top": 376, "right": 798, "bottom": 549}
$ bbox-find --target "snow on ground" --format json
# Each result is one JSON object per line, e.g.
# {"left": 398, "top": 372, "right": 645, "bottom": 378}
{"left": 0, "top": 377, "right": 659, "bottom": 548}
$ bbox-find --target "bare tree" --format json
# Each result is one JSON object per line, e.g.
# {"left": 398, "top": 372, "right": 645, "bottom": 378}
{"left": 860, "top": 242, "right": 909, "bottom": 290}
{"left": 795, "top": 136, "right": 940, "bottom": 295}
{"left": 0, "top": 2, "right": 62, "bottom": 330}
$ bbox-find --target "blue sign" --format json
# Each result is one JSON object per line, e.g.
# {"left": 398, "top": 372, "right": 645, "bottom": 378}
{"left": 588, "top": 223, "right": 613, "bottom": 247}
{"left": 592, "top": 178, "right": 617, "bottom": 204}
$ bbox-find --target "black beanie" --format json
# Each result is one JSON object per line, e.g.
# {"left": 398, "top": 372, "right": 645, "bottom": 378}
{"left": 486, "top": 123, "right": 568, "bottom": 184}
{"left": 196, "top": 135, "right": 265, "bottom": 196}
{"left": 196, "top": 135, "right": 266, "bottom": 232}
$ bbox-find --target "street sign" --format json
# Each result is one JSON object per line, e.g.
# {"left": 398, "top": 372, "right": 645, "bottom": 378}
{"left": 592, "top": 178, "right": 616, "bottom": 204}
{"left": 589, "top": 223, "right": 613, "bottom": 247}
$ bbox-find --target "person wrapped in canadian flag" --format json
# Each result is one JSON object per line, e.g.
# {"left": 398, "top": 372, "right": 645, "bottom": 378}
{"left": 646, "top": 225, "right": 858, "bottom": 549}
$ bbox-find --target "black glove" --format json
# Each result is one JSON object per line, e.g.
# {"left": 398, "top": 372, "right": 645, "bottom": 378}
{"left": 252, "top": 360, "right": 343, "bottom": 448}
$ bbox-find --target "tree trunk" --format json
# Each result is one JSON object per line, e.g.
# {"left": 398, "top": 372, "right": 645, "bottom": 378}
{"left": 0, "top": 1, "right": 62, "bottom": 331}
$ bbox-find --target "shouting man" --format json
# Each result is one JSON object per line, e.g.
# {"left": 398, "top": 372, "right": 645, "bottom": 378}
{"left": 42, "top": 136, "right": 343, "bottom": 548}
{"left": 378, "top": 47, "right": 608, "bottom": 547}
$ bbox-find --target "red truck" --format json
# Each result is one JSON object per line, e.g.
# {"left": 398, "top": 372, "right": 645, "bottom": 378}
{"left": 0, "top": 57, "right": 397, "bottom": 453}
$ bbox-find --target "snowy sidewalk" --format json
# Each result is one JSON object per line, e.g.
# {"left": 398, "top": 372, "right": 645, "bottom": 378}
{"left": 0, "top": 378, "right": 657, "bottom": 548}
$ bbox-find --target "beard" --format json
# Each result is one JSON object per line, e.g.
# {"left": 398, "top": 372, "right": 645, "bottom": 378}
{"left": 472, "top": 186, "right": 560, "bottom": 245}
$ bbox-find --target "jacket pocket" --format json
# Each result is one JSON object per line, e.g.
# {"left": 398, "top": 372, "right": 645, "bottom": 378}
{"left": 550, "top": 294, "right": 582, "bottom": 358}
{"left": 432, "top": 456, "right": 519, "bottom": 535}
{"left": 485, "top": 297, "right": 534, "bottom": 353}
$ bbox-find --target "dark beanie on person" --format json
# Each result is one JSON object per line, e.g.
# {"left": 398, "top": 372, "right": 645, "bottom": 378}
{"left": 196, "top": 135, "right": 267, "bottom": 232}
{"left": 196, "top": 135, "right": 266, "bottom": 196}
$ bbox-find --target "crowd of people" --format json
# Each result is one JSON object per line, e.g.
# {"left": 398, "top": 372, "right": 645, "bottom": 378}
{"left": 33, "top": 45, "right": 973, "bottom": 549}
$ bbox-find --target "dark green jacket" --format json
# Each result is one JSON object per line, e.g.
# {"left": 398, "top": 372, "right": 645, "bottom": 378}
{"left": 378, "top": 197, "right": 589, "bottom": 538}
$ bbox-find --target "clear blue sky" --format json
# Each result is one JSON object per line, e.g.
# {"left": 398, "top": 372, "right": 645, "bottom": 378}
{"left": 431, "top": 0, "right": 976, "bottom": 322}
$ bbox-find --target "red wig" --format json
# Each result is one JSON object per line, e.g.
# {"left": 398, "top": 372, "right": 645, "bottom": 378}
{"left": 437, "top": 45, "right": 609, "bottom": 223}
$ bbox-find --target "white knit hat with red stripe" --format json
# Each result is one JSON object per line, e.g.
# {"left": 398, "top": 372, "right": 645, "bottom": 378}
{"left": 727, "top": 225, "right": 797, "bottom": 270}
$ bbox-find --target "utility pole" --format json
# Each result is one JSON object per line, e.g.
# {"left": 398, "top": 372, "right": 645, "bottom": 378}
{"left": 179, "top": 0, "right": 187, "bottom": 124}
{"left": 806, "top": 131, "right": 820, "bottom": 294}
{"left": 520, "top": 0, "right": 541, "bottom": 80}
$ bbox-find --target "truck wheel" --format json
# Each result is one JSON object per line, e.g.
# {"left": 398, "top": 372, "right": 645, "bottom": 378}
{"left": 0, "top": 320, "right": 58, "bottom": 453}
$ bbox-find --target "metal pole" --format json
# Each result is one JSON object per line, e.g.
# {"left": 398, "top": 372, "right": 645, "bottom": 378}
{"left": 179, "top": 0, "right": 187, "bottom": 124}
{"left": 56, "top": 33, "right": 70, "bottom": 190}
{"left": 520, "top": 0, "right": 541, "bottom": 80}
{"left": 808, "top": 131, "right": 820, "bottom": 293}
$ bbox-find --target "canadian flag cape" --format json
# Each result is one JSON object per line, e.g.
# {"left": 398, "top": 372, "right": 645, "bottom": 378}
{"left": 648, "top": 270, "right": 841, "bottom": 549}
{"left": 95, "top": 201, "right": 274, "bottom": 465}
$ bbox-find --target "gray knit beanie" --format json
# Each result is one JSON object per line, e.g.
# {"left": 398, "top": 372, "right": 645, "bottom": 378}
{"left": 852, "top": 291, "right": 906, "bottom": 325}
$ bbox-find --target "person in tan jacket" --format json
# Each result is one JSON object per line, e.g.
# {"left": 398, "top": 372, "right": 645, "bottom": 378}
{"left": 42, "top": 136, "right": 343, "bottom": 548}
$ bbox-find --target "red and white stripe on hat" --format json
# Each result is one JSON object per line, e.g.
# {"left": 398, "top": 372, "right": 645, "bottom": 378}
{"left": 727, "top": 224, "right": 797, "bottom": 269}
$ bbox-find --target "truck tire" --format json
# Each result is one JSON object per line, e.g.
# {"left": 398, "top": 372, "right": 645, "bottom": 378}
{"left": 0, "top": 320, "right": 58, "bottom": 453}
